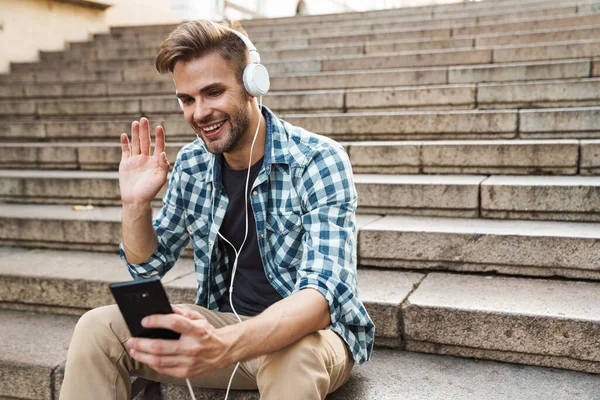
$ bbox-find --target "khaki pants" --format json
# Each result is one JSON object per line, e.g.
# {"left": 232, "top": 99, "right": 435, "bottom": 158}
{"left": 59, "top": 304, "right": 354, "bottom": 400}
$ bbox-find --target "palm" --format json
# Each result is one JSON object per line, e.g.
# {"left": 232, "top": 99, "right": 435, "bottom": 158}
{"left": 119, "top": 118, "right": 170, "bottom": 204}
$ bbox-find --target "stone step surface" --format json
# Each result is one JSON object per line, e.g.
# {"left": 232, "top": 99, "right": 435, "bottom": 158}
{"left": 0, "top": 248, "right": 420, "bottom": 348}
{"left": 1, "top": 206, "right": 600, "bottom": 280}
{"left": 39, "top": 23, "right": 600, "bottom": 66}
{"left": 71, "top": 15, "right": 600, "bottom": 58}
{"left": 2, "top": 57, "right": 594, "bottom": 86}
{"left": 6, "top": 78, "right": 600, "bottom": 113}
{"left": 0, "top": 171, "right": 483, "bottom": 218}
{"left": 89, "top": 6, "right": 599, "bottom": 46}
{"left": 0, "top": 309, "right": 77, "bottom": 400}
{"left": 11, "top": 34, "right": 600, "bottom": 77}
{"left": 1, "top": 247, "right": 600, "bottom": 387}
{"left": 403, "top": 272, "right": 600, "bottom": 374}
{"left": 0, "top": 139, "right": 585, "bottom": 175}
{"left": 3, "top": 307, "right": 599, "bottom": 400}
{"left": 59, "top": 2, "right": 587, "bottom": 53}
{"left": 161, "top": 348, "right": 600, "bottom": 399}
{"left": 237, "top": 0, "right": 588, "bottom": 27}
{"left": 2, "top": 59, "right": 594, "bottom": 95}
{"left": 481, "top": 175, "right": 600, "bottom": 221}
{"left": 115, "top": 0, "right": 585, "bottom": 40}
{"left": 5, "top": 108, "right": 600, "bottom": 142}
{"left": 3, "top": 170, "right": 599, "bottom": 221}
{"left": 358, "top": 214, "right": 600, "bottom": 280}
{"left": 0, "top": 204, "right": 376, "bottom": 253}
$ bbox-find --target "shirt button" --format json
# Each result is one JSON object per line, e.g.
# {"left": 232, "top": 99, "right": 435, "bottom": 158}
{"left": 209, "top": 241, "right": 213, "bottom": 246}
{"left": 261, "top": 233, "right": 265, "bottom": 238}
{"left": 268, "top": 274, "right": 273, "bottom": 279}
{"left": 219, "top": 205, "right": 222, "bottom": 209}
{"left": 252, "top": 191, "right": 258, "bottom": 196}
{"left": 187, "top": 226, "right": 193, "bottom": 233}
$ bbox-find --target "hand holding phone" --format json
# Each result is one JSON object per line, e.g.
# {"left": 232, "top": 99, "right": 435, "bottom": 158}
{"left": 110, "top": 277, "right": 180, "bottom": 340}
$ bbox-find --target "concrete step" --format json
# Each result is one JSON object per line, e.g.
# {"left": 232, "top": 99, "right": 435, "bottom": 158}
{"left": 0, "top": 171, "right": 482, "bottom": 218}
{"left": 228, "top": 0, "right": 596, "bottom": 28}
{"left": 6, "top": 78, "right": 600, "bottom": 114}
{"left": 70, "top": 16, "right": 600, "bottom": 59}
{"left": 0, "top": 139, "right": 585, "bottom": 175}
{"left": 91, "top": 5, "right": 596, "bottom": 47}
{"left": 239, "top": 0, "right": 587, "bottom": 27}
{"left": 2, "top": 247, "right": 600, "bottom": 378}
{"left": 100, "top": 3, "right": 583, "bottom": 44}
{"left": 3, "top": 171, "right": 599, "bottom": 221}
{"left": 4, "top": 108, "right": 600, "bottom": 142}
{"left": 481, "top": 175, "right": 600, "bottom": 221}
{"left": 42, "top": 23, "right": 600, "bottom": 65}
{"left": 12, "top": 34, "right": 600, "bottom": 76}
{"left": 321, "top": 39, "right": 600, "bottom": 73}
{"left": 0, "top": 248, "right": 419, "bottom": 348}
{"left": 2, "top": 310, "right": 598, "bottom": 400}
{"left": 1, "top": 206, "right": 599, "bottom": 279}
{"left": 1, "top": 59, "right": 593, "bottom": 95}
{"left": 359, "top": 214, "right": 600, "bottom": 279}
{"left": 287, "top": 107, "right": 600, "bottom": 140}
{"left": 477, "top": 78, "right": 600, "bottom": 109}
{"left": 403, "top": 272, "right": 600, "bottom": 374}
{"left": 0, "top": 205, "right": 374, "bottom": 254}
{"left": 2, "top": 57, "right": 593, "bottom": 87}
{"left": 0, "top": 309, "right": 77, "bottom": 399}
{"left": 162, "top": 347, "right": 600, "bottom": 399}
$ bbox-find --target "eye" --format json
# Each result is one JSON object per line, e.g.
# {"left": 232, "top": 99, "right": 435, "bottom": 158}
{"left": 208, "top": 90, "right": 223, "bottom": 98}
{"left": 182, "top": 97, "right": 194, "bottom": 105}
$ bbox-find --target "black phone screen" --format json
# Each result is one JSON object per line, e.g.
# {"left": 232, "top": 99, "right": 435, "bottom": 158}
{"left": 110, "top": 277, "right": 181, "bottom": 340}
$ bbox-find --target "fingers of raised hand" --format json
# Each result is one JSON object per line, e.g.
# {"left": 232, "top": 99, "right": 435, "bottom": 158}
{"left": 120, "top": 133, "right": 130, "bottom": 160}
{"left": 153, "top": 125, "right": 166, "bottom": 156}
{"left": 139, "top": 118, "right": 151, "bottom": 156}
{"left": 131, "top": 120, "right": 141, "bottom": 155}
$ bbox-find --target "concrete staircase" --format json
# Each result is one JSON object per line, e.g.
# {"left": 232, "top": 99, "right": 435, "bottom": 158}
{"left": 2, "top": 0, "right": 600, "bottom": 398}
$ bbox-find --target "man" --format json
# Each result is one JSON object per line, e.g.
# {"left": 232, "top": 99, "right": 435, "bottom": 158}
{"left": 60, "top": 20, "right": 373, "bottom": 400}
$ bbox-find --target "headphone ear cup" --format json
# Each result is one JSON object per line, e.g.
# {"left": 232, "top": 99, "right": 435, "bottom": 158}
{"left": 243, "top": 63, "right": 270, "bottom": 97}
{"left": 177, "top": 97, "right": 184, "bottom": 111}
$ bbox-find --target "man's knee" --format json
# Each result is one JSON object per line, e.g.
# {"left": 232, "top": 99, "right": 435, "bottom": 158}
{"left": 72, "top": 304, "right": 129, "bottom": 346}
{"left": 257, "top": 332, "right": 330, "bottom": 399}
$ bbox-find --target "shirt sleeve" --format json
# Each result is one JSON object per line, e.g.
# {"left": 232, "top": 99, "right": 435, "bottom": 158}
{"left": 119, "top": 155, "right": 190, "bottom": 279}
{"left": 293, "top": 141, "right": 374, "bottom": 339}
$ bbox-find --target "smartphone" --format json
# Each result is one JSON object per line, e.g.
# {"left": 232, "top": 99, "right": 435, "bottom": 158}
{"left": 110, "top": 277, "right": 181, "bottom": 340}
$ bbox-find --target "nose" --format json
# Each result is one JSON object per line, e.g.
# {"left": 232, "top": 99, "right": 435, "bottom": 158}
{"left": 192, "top": 98, "right": 212, "bottom": 122}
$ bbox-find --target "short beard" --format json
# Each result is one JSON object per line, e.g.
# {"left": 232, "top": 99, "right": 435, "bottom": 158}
{"left": 193, "top": 102, "right": 251, "bottom": 155}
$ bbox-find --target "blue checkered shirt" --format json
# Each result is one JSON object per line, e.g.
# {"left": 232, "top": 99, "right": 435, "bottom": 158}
{"left": 120, "top": 107, "right": 374, "bottom": 364}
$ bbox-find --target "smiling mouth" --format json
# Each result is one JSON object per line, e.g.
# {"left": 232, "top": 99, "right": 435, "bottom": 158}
{"left": 198, "top": 120, "right": 227, "bottom": 138}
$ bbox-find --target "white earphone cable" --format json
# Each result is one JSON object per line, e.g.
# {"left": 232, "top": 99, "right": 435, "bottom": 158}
{"left": 186, "top": 96, "right": 263, "bottom": 400}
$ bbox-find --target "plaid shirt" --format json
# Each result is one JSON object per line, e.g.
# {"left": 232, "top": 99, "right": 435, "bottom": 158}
{"left": 120, "top": 106, "right": 374, "bottom": 364}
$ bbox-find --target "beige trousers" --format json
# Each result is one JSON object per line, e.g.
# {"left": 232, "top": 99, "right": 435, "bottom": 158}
{"left": 59, "top": 304, "right": 354, "bottom": 400}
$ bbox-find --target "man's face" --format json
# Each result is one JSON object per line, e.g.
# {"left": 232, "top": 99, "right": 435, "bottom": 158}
{"left": 173, "top": 52, "right": 251, "bottom": 154}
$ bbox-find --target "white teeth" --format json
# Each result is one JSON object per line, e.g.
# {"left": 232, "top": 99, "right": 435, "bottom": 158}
{"left": 202, "top": 120, "right": 225, "bottom": 133}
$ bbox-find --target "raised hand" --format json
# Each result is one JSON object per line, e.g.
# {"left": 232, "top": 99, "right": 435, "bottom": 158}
{"left": 119, "top": 117, "right": 170, "bottom": 205}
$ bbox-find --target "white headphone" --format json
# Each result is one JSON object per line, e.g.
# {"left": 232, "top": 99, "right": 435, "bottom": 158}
{"left": 176, "top": 23, "right": 270, "bottom": 111}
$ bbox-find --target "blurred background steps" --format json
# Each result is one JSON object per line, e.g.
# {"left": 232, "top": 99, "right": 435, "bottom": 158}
{"left": 2, "top": 0, "right": 600, "bottom": 398}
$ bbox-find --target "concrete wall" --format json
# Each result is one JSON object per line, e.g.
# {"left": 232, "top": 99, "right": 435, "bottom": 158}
{"left": 0, "top": 0, "right": 182, "bottom": 74}
{"left": 0, "top": 0, "right": 108, "bottom": 73}
{"left": 105, "top": 0, "right": 182, "bottom": 27}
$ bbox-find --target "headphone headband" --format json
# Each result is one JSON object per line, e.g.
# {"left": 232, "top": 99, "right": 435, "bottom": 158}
{"left": 220, "top": 26, "right": 261, "bottom": 64}
{"left": 176, "top": 21, "right": 270, "bottom": 110}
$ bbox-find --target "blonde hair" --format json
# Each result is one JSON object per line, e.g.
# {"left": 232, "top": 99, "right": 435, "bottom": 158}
{"left": 155, "top": 20, "right": 249, "bottom": 86}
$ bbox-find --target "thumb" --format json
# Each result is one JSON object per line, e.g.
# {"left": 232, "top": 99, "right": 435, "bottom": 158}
{"left": 159, "top": 151, "right": 170, "bottom": 170}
